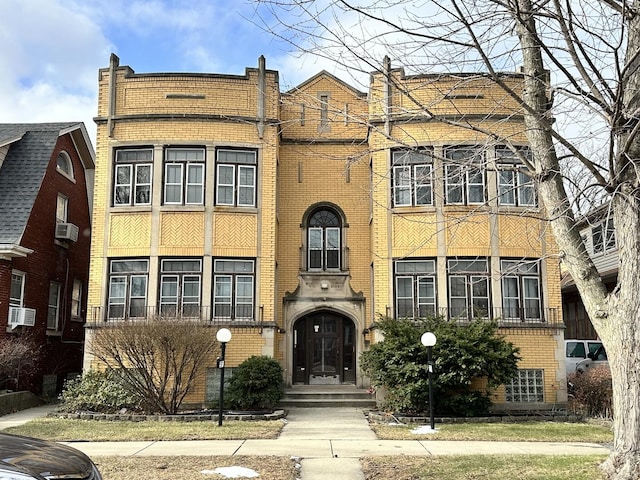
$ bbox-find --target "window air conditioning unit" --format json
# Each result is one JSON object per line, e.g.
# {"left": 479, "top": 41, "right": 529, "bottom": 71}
{"left": 55, "top": 222, "right": 79, "bottom": 242}
{"left": 8, "top": 307, "right": 36, "bottom": 329}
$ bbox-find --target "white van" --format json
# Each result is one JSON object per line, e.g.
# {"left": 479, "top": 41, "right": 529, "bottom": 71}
{"left": 565, "top": 339, "right": 603, "bottom": 373}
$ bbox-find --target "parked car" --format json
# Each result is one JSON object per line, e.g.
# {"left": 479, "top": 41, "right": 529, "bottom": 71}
{"left": 576, "top": 344, "right": 609, "bottom": 374}
{"left": 565, "top": 339, "right": 603, "bottom": 373}
{"left": 0, "top": 431, "right": 102, "bottom": 479}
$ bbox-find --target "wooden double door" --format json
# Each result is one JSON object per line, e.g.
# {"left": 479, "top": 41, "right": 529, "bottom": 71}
{"left": 293, "top": 312, "right": 356, "bottom": 385}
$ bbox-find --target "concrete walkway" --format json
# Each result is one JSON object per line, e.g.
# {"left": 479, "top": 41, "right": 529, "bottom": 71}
{"left": 0, "top": 405, "right": 611, "bottom": 480}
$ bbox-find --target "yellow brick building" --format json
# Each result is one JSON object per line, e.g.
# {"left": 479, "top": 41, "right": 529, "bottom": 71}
{"left": 86, "top": 54, "right": 566, "bottom": 410}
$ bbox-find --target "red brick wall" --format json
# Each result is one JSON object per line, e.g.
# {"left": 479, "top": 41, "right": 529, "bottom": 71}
{"left": 5, "top": 133, "right": 92, "bottom": 393}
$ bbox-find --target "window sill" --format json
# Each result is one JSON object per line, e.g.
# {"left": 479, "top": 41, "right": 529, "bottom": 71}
{"left": 213, "top": 206, "right": 258, "bottom": 214}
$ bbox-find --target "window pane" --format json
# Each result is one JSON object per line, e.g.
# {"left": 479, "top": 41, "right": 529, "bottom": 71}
{"left": 217, "top": 165, "right": 234, "bottom": 205}
{"left": 238, "top": 166, "right": 255, "bottom": 206}
{"left": 186, "top": 164, "right": 204, "bottom": 204}
{"left": 309, "top": 228, "right": 323, "bottom": 249}
{"left": 393, "top": 166, "right": 411, "bottom": 206}
{"left": 10, "top": 273, "right": 24, "bottom": 305}
{"left": 499, "top": 170, "right": 516, "bottom": 205}
{"left": 414, "top": 165, "right": 432, "bottom": 205}
{"left": 165, "top": 164, "right": 183, "bottom": 203}
{"left": 115, "top": 165, "right": 132, "bottom": 205}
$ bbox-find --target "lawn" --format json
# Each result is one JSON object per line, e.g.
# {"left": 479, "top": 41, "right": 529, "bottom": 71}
{"left": 361, "top": 454, "right": 608, "bottom": 480}
{"left": 371, "top": 420, "right": 613, "bottom": 442}
{"left": 5, "top": 418, "right": 284, "bottom": 441}
{"left": 5, "top": 417, "right": 612, "bottom": 480}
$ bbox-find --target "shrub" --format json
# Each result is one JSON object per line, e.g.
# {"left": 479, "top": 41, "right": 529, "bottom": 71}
{"left": 58, "top": 370, "right": 142, "bottom": 413}
{"left": 360, "top": 316, "right": 520, "bottom": 416}
{"left": 90, "top": 318, "right": 219, "bottom": 414}
{"left": 226, "top": 356, "right": 284, "bottom": 411}
{"left": 568, "top": 366, "right": 613, "bottom": 418}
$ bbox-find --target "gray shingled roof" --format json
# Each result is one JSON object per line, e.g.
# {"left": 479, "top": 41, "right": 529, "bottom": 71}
{"left": 0, "top": 122, "right": 80, "bottom": 244}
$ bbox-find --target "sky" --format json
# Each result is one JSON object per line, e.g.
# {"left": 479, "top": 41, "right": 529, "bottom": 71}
{"left": 0, "top": 0, "right": 343, "bottom": 149}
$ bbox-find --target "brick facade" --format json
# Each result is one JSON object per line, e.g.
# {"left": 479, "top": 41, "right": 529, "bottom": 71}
{"left": 88, "top": 55, "right": 565, "bottom": 410}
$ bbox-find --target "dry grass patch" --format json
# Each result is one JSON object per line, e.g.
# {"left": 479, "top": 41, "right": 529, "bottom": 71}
{"left": 361, "top": 454, "right": 607, "bottom": 480}
{"left": 6, "top": 418, "right": 284, "bottom": 442}
{"left": 371, "top": 421, "right": 613, "bottom": 443}
{"left": 93, "top": 455, "right": 298, "bottom": 480}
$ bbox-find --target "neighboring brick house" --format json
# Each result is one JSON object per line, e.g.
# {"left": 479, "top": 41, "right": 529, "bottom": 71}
{"left": 562, "top": 203, "right": 618, "bottom": 340}
{"left": 87, "top": 54, "right": 565, "bottom": 410}
{"left": 0, "top": 123, "right": 94, "bottom": 396}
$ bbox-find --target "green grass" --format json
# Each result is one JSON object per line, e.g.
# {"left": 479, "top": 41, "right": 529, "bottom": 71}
{"left": 361, "top": 454, "right": 608, "bottom": 480}
{"left": 371, "top": 420, "right": 613, "bottom": 442}
{"left": 5, "top": 418, "right": 284, "bottom": 441}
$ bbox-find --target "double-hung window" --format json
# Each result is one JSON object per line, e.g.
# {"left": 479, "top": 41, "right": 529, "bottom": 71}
{"left": 213, "top": 259, "right": 255, "bottom": 321}
{"left": 501, "top": 259, "right": 542, "bottom": 321}
{"left": 496, "top": 147, "right": 536, "bottom": 207}
{"left": 108, "top": 259, "right": 149, "bottom": 319}
{"left": 47, "top": 282, "right": 61, "bottom": 330}
{"left": 164, "top": 148, "right": 205, "bottom": 205}
{"left": 216, "top": 149, "right": 257, "bottom": 207}
{"left": 10, "top": 272, "right": 25, "bottom": 308}
{"left": 307, "top": 209, "right": 341, "bottom": 270}
{"left": 592, "top": 218, "right": 616, "bottom": 254}
{"left": 71, "top": 279, "right": 83, "bottom": 318}
{"left": 444, "top": 147, "right": 486, "bottom": 205}
{"left": 114, "top": 149, "right": 153, "bottom": 206}
{"left": 392, "top": 149, "right": 433, "bottom": 207}
{"left": 395, "top": 259, "right": 436, "bottom": 319}
{"left": 159, "top": 259, "right": 202, "bottom": 317}
{"left": 447, "top": 258, "right": 490, "bottom": 319}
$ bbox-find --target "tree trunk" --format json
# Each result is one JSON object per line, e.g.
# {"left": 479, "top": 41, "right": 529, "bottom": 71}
{"left": 515, "top": 0, "right": 640, "bottom": 478}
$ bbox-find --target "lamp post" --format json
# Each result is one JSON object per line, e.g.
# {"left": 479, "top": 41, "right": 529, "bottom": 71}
{"left": 216, "top": 328, "right": 232, "bottom": 427}
{"left": 421, "top": 332, "right": 437, "bottom": 431}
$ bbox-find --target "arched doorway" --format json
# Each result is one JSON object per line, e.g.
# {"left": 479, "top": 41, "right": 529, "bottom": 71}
{"left": 293, "top": 312, "right": 356, "bottom": 385}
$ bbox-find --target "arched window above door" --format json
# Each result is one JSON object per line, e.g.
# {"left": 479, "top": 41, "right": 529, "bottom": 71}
{"left": 307, "top": 207, "right": 342, "bottom": 271}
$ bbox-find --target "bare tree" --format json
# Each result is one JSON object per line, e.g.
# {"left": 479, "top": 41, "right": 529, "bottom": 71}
{"left": 256, "top": 0, "right": 640, "bottom": 477}
{"left": 90, "top": 318, "right": 219, "bottom": 414}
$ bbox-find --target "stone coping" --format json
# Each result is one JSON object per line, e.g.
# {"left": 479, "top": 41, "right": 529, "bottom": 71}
{"left": 368, "top": 411, "right": 583, "bottom": 424}
{"left": 50, "top": 409, "right": 287, "bottom": 422}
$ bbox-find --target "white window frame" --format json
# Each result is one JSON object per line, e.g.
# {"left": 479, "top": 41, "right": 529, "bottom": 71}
{"left": 215, "top": 149, "right": 257, "bottom": 207}
{"left": 394, "top": 259, "right": 437, "bottom": 319}
{"left": 444, "top": 147, "right": 486, "bottom": 205}
{"left": 447, "top": 259, "right": 490, "bottom": 319}
{"left": 10, "top": 271, "right": 25, "bottom": 307}
{"left": 107, "top": 259, "right": 149, "bottom": 319}
{"left": 114, "top": 149, "right": 153, "bottom": 206}
{"left": 501, "top": 259, "right": 541, "bottom": 322}
{"left": 213, "top": 259, "right": 255, "bottom": 321}
{"left": 496, "top": 147, "right": 536, "bottom": 207}
{"left": 56, "top": 151, "right": 74, "bottom": 180}
{"left": 163, "top": 148, "right": 205, "bottom": 206}
{"left": 56, "top": 194, "right": 68, "bottom": 223}
{"left": 392, "top": 150, "right": 433, "bottom": 207}
{"left": 159, "top": 259, "right": 202, "bottom": 317}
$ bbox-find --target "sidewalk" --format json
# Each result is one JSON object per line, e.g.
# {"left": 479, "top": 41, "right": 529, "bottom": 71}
{"left": 0, "top": 405, "right": 611, "bottom": 480}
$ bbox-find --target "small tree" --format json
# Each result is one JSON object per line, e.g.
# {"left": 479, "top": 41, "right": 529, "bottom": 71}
{"left": 226, "top": 355, "right": 284, "bottom": 411}
{"left": 90, "top": 317, "right": 219, "bottom": 414}
{"left": 361, "top": 316, "right": 520, "bottom": 416}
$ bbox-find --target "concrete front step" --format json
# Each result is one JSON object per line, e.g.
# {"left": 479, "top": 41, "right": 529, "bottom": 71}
{"left": 279, "top": 386, "right": 377, "bottom": 408}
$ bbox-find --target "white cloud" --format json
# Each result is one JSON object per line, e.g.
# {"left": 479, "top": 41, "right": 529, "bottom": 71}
{"left": 0, "top": 0, "right": 110, "bottom": 147}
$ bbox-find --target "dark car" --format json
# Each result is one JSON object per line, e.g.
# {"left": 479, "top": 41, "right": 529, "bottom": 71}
{"left": 0, "top": 432, "right": 102, "bottom": 479}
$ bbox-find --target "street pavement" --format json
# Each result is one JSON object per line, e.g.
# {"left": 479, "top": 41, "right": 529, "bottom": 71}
{"left": 0, "top": 405, "right": 611, "bottom": 480}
